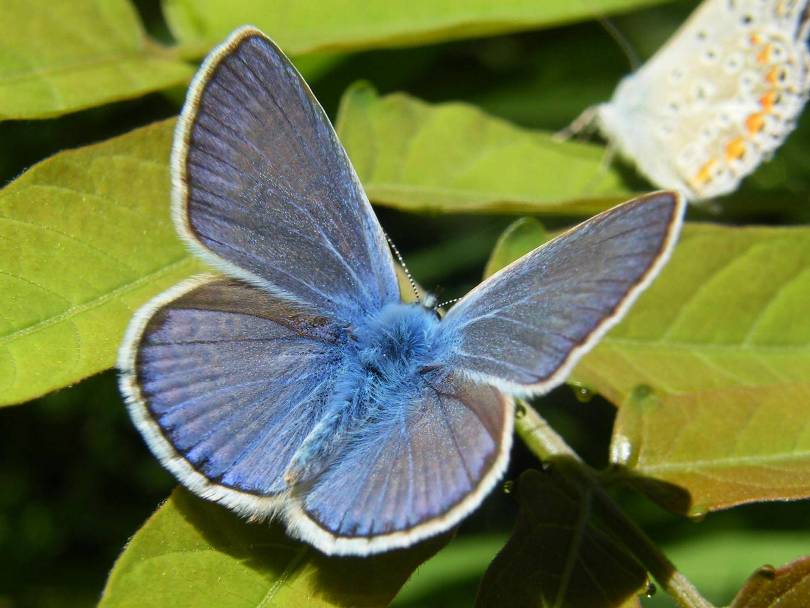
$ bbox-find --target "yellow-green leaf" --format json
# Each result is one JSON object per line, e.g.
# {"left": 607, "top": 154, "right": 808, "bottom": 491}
{"left": 610, "top": 383, "right": 810, "bottom": 516}
{"left": 163, "top": 0, "right": 672, "bottom": 56}
{"left": 574, "top": 224, "right": 810, "bottom": 406}
{"left": 0, "top": 0, "right": 194, "bottom": 120}
{"left": 100, "top": 488, "right": 447, "bottom": 608}
{"left": 587, "top": 224, "right": 810, "bottom": 511}
{"left": 0, "top": 118, "right": 203, "bottom": 407}
{"left": 731, "top": 557, "right": 810, "bottom": 608}
{"left": 482, "top": 217, "right": 548, "bottom": 278}
{"left": 475, "top": 469, "right": 646, "bottom": 608}
{"left": 336, "top": 84, "right": 633, "bottom": 215}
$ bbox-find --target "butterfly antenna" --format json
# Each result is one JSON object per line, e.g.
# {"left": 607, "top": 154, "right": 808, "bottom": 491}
{"left": 384, "top": 232, "right": 421, "bottom": 302}
{"left": 598, "top": 16, "right": 640, "bottom": 71}
{"left": 436, "top": 297, "right": 461, "bottom": 310}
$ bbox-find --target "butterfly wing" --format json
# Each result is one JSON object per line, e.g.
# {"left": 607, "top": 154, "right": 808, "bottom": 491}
{"left": 119, "top": 276, "right": 345, "bottom": 516}
{"left": 597, "top": 0, "right": 810, "bottom": 200}
{"left": 173, "top": 26, "right": 399, "bottom": 319}
{"left": 287, "top": 371, "right": 513, "bottom": 555}
{"left": 439, "top": 192, "right": 684, "bottom": 394}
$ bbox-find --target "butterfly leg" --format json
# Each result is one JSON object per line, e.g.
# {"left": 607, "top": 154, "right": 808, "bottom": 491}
{"left": 553, "top": 105, "right": 599, "bottom": 142}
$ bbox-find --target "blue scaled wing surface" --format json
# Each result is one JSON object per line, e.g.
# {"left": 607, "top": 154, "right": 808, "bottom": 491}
{"left": 119, "top": 276, "right": 344, "bottom": 516}
{"left": 287, "top": 371, "right": 513, "bottom": 555}
{"left": 440, "top": 192, "right": 684, "bottom": 395}
{"left": 172, "top": 26, "right": 399, "bottom": 319}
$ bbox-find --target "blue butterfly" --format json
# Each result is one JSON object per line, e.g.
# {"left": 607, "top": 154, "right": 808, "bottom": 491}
{"left": 118, "top": 26, "right": 685, "bottom": 556}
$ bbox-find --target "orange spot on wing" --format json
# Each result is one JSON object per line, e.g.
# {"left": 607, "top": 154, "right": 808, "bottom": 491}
{"left": 759, "top": 91, "right": 778, "bottom": 112}
{"left": 765, "top": 67, "right": 782, "bottom": 85}
{"left": 746, "top": 112, "right": 766, "bottom": 134}
{"left": 757, "top": 44, "right": 773, "bottom": 64}
{"left": 725, "top": 137, "right": 746, "bottom": 161}
{"left": 750, "top": 33, "right": 763, "bottom": 45}
{"left": 693, "top": 159, "right": 718, "bottom": 185}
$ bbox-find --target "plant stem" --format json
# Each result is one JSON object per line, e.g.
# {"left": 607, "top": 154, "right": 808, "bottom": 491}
{"left": 514, "top": 400, "right": 715, "bottom": 608}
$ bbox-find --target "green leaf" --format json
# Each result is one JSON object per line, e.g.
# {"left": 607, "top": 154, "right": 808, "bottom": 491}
{"left": 336, "top": 84, "right": 633, "bottom": 215}
{"left": 392, "top": 535, "right": 507, "bottom": 607}
{"left": 484, "top": 221, "right": 810, "bottom": 514}
{"left": 586, "top": 224, "right": 810, "bottom": 514}
{"left": 476, "top": 469, "right": 647, "bottom": 608}
{"left": 162, "top": 0, "right": 672, "bottom": 56}
{"left": 730, "top": 557, "right": 810, "bottom": 608}
{"left": 100, "top": 488, "right": 448, "bottom": 608}
{"left": 609, "top": 382, "right": 810, "bottom": 517}
{"left": 574, "top": 224, "right": 810, "bottom": 406}
{"left": 652, "top": 529, "right": 810, "bottom": 607}
{"left": 483, "top": 217, "right": 548, "bottom": 278}
{"left": 0, "top": 118, "right": 204, "bottom": 407}
{"left": 0, "top": 0, "right": 194, "bottom": 120}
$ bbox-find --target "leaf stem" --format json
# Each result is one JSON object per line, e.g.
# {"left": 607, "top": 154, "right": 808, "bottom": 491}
{"left": 514, "top": 401, "right": 715, "bottom": 608}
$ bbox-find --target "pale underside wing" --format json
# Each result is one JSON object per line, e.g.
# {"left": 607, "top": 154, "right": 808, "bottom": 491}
{"left": 596, "top": 0, "right": 810, "bottom": 200}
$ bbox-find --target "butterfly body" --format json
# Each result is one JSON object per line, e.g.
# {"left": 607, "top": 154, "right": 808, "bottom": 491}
{"left": 119, "top": 26, "right": 685, "bottom": 555}
{"left": 594, "top": 0, "right": 810, "bottom": 200}
{"left": 285, "top": 301, "right": 449, "bottom": 486}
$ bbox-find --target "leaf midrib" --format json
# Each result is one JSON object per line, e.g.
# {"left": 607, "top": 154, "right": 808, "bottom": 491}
{"left": 0, "top": 255, "right": 197, "bottom": 345}
{"left": 599, "top": 337, "right": 809, "bottom": 355}
{"left": 640, "top": 450, "right": 810, "bottom": 473}
{"left": 0, "top": 48, "right": 186, "bottom": 86}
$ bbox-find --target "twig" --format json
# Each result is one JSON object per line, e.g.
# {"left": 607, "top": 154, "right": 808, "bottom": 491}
{"left": 514, "top": 400, "right": 715, "bottom": 608}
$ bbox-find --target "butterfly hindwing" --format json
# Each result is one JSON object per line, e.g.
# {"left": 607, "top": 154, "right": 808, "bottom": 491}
{"left": 173, "top": 27, "right": 399, "bottom": 319}
{"left": 440, "top": 192, "right": 684, "bottom": 394}
{"left": 288, "top": 371, "right": 512, "bottom": 555}
{"left": 120, "top": 276, "right": 344, "bottom": 515}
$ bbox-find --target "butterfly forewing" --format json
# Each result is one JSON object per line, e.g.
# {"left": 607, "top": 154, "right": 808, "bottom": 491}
{"left": 440, "top": 192, "right": 683, "bottom": 395}
{"left": 173, "top": 27, "right": 399, "bottom": 319}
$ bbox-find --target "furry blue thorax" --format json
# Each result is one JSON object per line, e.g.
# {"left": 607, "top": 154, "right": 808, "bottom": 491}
{"left": 354, "top": 301, "right": 443, "bottom": 382}
{"left": 284, "top": 302, "right": 451, "bottom": 485}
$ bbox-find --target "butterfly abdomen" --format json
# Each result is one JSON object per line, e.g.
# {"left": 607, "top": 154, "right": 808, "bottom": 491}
{"left": 284, "top": 302, "right": 449, "bottom": 486}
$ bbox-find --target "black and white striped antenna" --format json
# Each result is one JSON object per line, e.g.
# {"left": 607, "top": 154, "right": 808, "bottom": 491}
{"left": 384, "top": 233, "right": 421, "bottom": 303}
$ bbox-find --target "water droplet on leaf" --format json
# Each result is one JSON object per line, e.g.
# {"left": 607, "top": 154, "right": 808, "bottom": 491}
{"left": 641, "top": 580, "right": 657, "bottom": 598}
{"left": 610, "top": 434, "right": 637, "bottom": 466}
{"left": 572, "top": 385, "right": 593, "bottom": 403}
{"left": 689, "top": 506, "right": 708, "bottom": 522}
{"left": 757, "top": 564, "right": 777, "bottom": 580}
